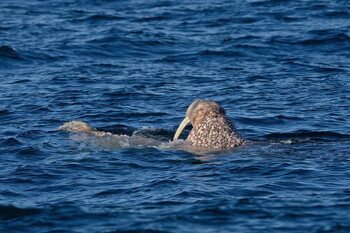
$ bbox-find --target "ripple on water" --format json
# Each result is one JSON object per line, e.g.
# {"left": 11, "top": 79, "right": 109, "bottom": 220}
{"left": 0, "top": 205, "right": 42, "bottom": 219}
{"left": 1, "top": 0, "right": 350, "bottom": 232}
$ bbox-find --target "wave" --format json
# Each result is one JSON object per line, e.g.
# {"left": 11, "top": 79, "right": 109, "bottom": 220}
{"left": 319, "top": 10, "right": 350, "bottom": 18}
{"left": 236, "top": 115, "right": 304, "bottom": 125}
{"left": 0, "top": 45, "right": 24, "bottom": 61}
{"left": 263, "top": 130, "right": 350, "bottom": 141}
{"left": 269, "top": 32, "right": 350, "bottom": 46}
{"left": 1, "top": 137, "right": 23, "bottom": 147}
{"left": 160, "top": 49, "right": 244, "bottom": 62}
{"left": 0, "top": 109, "right": 11, "bottom": 117}
{"left": 0, "top": 45, "right": 66, "bottom": 67}
{"left": 133, "top": 16, "right": 169, "bottom": 22}
{"left": 71, "top": 14, "right": 125, "bottom": 22}
{"left": 0, "top": 205, "right": 42, "bottom": 219}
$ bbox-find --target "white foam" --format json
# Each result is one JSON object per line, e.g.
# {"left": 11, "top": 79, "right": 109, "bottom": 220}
{"left": 60, "top": 121, "right": 228, "bottom": 154}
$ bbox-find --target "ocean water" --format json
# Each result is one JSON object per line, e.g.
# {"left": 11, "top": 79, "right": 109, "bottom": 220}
{"left": 1, "top": 0, "right": 350, "bottom": 232}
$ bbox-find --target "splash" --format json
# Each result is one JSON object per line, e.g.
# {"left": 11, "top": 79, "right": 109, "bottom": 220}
{"left": 59, "top": 121, "right": 190, "bottom": 151}
{"left": 58, "top": 121, "right": 230, "bottom": 156}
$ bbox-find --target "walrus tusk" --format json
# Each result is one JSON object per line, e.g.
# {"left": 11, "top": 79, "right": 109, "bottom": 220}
{"left": 173, "top": 116, "right": 191, "bottom": 141}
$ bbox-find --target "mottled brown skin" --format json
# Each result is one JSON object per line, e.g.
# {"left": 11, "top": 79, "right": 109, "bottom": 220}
{"left": 185, "top": 100, "right": 243, "bottom": 150}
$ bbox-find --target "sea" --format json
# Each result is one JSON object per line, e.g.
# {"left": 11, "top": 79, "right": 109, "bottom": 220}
{"left": 1, "top": 0, "right": 350, "bottom": 232}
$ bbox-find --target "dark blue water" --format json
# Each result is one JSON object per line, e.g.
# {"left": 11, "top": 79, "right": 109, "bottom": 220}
{"left": 1, "top": 0, "right": 350, "bottom": 232}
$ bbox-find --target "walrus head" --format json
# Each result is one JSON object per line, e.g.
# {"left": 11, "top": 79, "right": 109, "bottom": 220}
{"left": 173, "top": 99, "right": 243, "bottom": 149}
{"left": 173, "top": 99, "right": 226, "bottom": 140}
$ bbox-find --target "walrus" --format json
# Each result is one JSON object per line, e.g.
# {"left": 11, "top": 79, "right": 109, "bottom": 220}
{"left": 60, "top": 99, "right": 243, "bottom": 152}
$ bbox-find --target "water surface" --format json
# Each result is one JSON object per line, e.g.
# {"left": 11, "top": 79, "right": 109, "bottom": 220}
{"left": 1, "top": 0, "right": 350, "bottom": 232}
